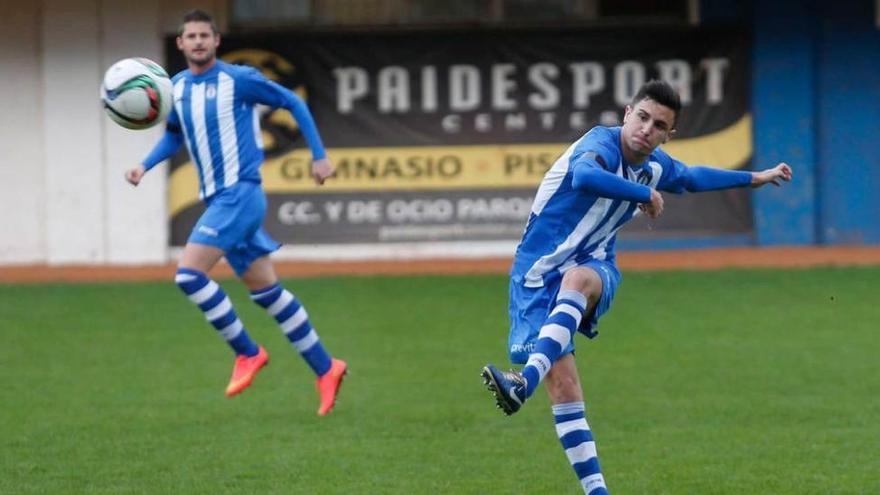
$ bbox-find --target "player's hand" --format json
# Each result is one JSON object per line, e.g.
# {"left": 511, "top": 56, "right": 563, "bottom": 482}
{"left": 751, "top": 162, "right": 793, "bottom": 188}
{"left": 311, "top": 158, "right": 335, "bottom": 186}
{"left": 639, "top": 189, "right": 664, "bottom": 219}
{"left": 125, "top": 165, "right": 146, "bottom": 186}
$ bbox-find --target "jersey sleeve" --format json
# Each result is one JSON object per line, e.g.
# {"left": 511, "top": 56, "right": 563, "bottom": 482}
{"left": 141, "top": 112, "right": 183, "bottom": 171}
{"left": 236, "top": 67, "right": 292, "bottom": 108}
{"left": 652, "top": 148, "right": 752, "bottom": 193}
{"left": 236, "top": 67, "right": 327, "bottom": 160}
{"left": 165, "top": 102, "right": 180, "bottom": 130}
{"left": 569, "top": 129, "right": 652, "bottom": 202}
{"left": 569, "top": 128, "right": 620, "bottom": 173}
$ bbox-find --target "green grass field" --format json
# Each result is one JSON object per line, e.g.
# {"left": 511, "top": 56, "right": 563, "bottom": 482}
{"left": 1, "top": 267, "right": 878, "bottom": 494}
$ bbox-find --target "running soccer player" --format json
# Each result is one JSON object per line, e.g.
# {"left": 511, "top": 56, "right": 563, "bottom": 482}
{"left": 481, "top": 80, "right": 792, "bottom": 493}
{"left": 125, "top": 10, "right": 346, "bottom": 416}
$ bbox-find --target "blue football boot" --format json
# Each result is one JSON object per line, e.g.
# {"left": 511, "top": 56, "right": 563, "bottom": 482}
{"left": 481, "top": 364, "right": 527, "bottom": 415}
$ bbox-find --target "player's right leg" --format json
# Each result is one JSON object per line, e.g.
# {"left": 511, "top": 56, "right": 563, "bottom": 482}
{"left": 174, "top": 242, "right": 268, "bottom": 397}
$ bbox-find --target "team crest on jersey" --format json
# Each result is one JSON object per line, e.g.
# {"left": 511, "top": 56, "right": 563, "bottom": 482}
{"left": 634, "top": 167, "right": 653, "bottom": 185}
{"left": 206, "top": 84, "right": 217, "bottom": 99}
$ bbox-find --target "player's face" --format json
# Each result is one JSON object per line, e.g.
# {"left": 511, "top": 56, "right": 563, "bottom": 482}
{"left": 621, "top": 98, "right": 676, "bottom": 159}
{"left": 177, "top": 22, "right": 219, "bottom": 67}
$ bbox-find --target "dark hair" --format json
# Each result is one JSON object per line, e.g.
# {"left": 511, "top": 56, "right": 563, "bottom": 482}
{"left": 179, "top": 9, "right": 218, "bottom": 36}
{"left": 631, "top": 80, "right": 682, "bottom": 124}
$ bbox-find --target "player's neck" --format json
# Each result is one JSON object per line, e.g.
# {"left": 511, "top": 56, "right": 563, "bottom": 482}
{"left": 620, "top": 145, "right": 648, "bottom": 168}
{"left": 189, "top": 58, "right": 217, "bottom": 76}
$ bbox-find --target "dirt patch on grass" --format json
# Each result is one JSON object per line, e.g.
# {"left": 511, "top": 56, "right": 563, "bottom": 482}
{"left": 2, "top": 246, "right": 879, "bottom": 284}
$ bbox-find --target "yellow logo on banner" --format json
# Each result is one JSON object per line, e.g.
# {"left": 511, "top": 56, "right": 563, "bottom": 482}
{"left": 169, "top": 114, "right": 752, "bottom": 217}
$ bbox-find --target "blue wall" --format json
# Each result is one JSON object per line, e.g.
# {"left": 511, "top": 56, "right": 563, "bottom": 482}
{"left": 752, "top": 1, "right": 819, "bottom": 245}
{"left": 814, "top": 0, "right": 880, "bottom": 244}
{"left": 704, "top": 0, "right": 880, "bottom": 246}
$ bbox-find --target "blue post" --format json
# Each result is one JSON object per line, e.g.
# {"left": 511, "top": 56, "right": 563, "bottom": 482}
{"left": 751, "top": 0, "right": 818, "bottom": 245}
{"left": 814, "top": 0, "right": 880, "bottom": 244}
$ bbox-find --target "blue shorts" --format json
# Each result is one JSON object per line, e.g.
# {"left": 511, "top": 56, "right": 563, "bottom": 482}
{"left": 188, "top": 181, "right": 281, "bottom": 276}
{"left": 508, "top": 259, "right": 621, "bottom": 364}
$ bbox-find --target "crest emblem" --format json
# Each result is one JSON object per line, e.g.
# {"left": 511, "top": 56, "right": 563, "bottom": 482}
{"left": 635, "top": 167, "right": 653, "bottom": 185}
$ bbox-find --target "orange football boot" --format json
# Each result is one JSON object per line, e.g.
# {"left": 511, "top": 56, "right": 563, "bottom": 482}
{"left": 225, "top": 346, "right": 269, "bottom": 397}
{"left": 316, "top": 358, "right": 348, "bottom": 416}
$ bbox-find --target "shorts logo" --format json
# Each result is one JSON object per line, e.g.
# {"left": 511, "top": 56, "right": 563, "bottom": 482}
{"left": 510, "top": 343, "right": 535, "bottom": 354}
{"left": 198, "top": 225, "right": 219, "bottom": 237}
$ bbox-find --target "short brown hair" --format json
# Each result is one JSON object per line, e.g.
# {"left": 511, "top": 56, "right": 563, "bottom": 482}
{"left": 179, "top": 9, "right": 218, "bottom": 36}
{"left": 632, "top": 79, "right": 682, "bottom": 126}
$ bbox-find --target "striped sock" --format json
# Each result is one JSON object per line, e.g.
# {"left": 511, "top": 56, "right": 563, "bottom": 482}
{"left": 553, "top": 401, "right": 609, "bottom": 495}
{"left": 522, "top": 289, "right": 587, "bottom": 398}
{"left": 250, "top": 283, "right": 332, "bottom": 376}
{"left": 174, "top": 268, "right": 259, "bottom": 357}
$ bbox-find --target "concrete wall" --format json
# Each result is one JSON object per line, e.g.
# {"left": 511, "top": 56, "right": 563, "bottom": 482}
{"left": 0, "top": 0, "right": 877, "bottom": 267}
{"left": 0, "top": 0, "right": 226, "bottom": 265}
{"left": 0, "top": 1, "right": 46, "bottom": 263}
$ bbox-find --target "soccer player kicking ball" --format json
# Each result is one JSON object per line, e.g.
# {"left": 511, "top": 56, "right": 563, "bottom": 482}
{"left": 482, "top": 80, "right": 792, "bottom": 493}
{"left": 126, "top": 10, "right": 346, "bottom": 415}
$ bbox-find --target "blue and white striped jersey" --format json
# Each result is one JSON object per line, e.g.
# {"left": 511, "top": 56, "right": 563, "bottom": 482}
{"left": 143, "top": 60, "right": 325, "bottom": 200}
{"left": 511, "top": 126, "right": 697, "bottom": 288}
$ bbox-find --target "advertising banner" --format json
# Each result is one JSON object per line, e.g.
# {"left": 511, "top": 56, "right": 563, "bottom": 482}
{"left": 165, "top": 28, "right": 752, "bottom": 246}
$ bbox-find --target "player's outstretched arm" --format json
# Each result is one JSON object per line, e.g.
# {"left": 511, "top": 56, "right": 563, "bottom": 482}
{"left": 125, "top": 165, "right": 146, "bottom": 186}
{"left": 128, "top": 126, "right": 184, "bottom": 187}
{"left": 750, "top": 162, "right": 793, "bottom": 188}
{"left": 311, "top": 157, "right": 335, "bottom": 185}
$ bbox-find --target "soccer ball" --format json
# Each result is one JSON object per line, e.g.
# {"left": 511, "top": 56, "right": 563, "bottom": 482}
{"left": 100, "top": 58, "right": 173, "bottom": 130}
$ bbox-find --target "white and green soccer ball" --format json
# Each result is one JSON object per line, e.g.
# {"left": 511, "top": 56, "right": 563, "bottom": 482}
{"left": 100, "top": 57, "right": 173, "bottom": 130}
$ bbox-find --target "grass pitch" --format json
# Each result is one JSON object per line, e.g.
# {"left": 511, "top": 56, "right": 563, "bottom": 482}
{"left": 1, "top": 267, "right": 878, "bottom": 494}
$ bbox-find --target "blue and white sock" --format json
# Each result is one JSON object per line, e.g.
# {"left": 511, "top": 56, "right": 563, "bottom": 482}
{"left": 553, "top": 401, "right": 609, "bottom": 495}
{"left": 522, "top": 289, "right": 587, "bottom": 398}
{"left": 250, "top": 283, "right": 332, "bottom": 376}
{"left": 174, "top": 268, "right": 259, "bottom": 357}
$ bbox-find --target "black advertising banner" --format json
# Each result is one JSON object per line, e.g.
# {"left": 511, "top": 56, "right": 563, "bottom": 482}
{"left": 166, "top": 28, "right": 752, "bottom": 246}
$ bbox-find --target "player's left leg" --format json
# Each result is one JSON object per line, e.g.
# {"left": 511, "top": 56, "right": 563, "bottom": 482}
{"left": 241, "top": 255, "right": 347, "bottom": 416}
{"left": 546, "top": 354, "right": 609, "bottom": 495}
{"left": 520, "top": 265, "right": 602, "bottom": 398}
{"left": 483, "top": 268, "right": 600, "bottom": 415}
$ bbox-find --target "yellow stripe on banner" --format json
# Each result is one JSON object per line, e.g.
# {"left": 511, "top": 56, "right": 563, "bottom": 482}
{"left": 169, "top": 113, "right": 752, "bottom": 217}
{"left": 661, "top": 113, "right": 752, "bottom": 168}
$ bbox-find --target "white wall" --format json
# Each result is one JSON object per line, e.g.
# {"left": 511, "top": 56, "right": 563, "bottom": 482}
{"left": 42, "top": 0, "right": 106, "bottom": 263}
{"left": 0, "top": 1, "right": 47, "bottom": 263}
{"left": 101, "top": 2, "right": 169, "bottom": 264}
{"left": 0, "top": 0, "right": 195, "bottom": 265}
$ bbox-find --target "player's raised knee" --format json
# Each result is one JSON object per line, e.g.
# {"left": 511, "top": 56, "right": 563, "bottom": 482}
{"left": 561, "top": 267, "right": 602, "bottom": 297}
